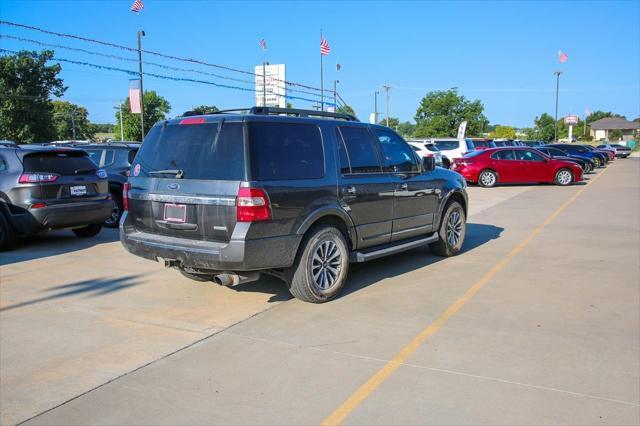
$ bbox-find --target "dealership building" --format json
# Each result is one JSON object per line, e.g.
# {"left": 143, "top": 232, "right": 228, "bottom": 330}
{"left": 589, "top": 117, "right": 640, "bottom": 141}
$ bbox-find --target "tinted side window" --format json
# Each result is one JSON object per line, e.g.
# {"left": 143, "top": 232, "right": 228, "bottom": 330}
{"left": 339, "top": 127, "right": 382, "bottom": 174}
{"left": 85, "top": 149, "right": 103, "bottom": 166}
{"left": 516, "top": 150, "right": 544, "bottom": 161}
{"left": 127, "top": 149, "right": 138, "bottom": 165}
{"left": 0, "top": 157, "right": 7, "bottom": 172}
{"left": 249, "top": 122, "right": 324, "bottom": 180}
{"left": 434, "top": 140, "right": 460, "bottom": 151}
{"left": 373, "top": 129, "right": 418, "bottom": 173}
{"left": 102, "top": 150, "right": 116, "bottom": 167}
{"left": 335, "top": 129, "right": 351, "bottom": 174}
{"left": 491, "top": 150, "right": 515, "bottom": 160}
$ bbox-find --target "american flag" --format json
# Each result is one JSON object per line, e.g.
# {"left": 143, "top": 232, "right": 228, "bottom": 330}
{"left": 259, "top": 39, "right": 267, "bottom": 50}
{"left": 320, "top": 37, "right": 330, "bottom": 56}
{"left": 558, "top": 50, "right": 568, "bottom": 63}
{"left": 131, "top": 0, "right": 144, "bottom": 13}
{"left": 129, "top": 79, "right": 141, "bottom": 114}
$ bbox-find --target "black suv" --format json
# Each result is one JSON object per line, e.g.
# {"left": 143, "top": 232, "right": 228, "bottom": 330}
{"left": 120, "top": 107, "right": 468, "bottom": 303}
{"left": 81, "top": 142, "right": 140, "bottom": 227}
{"left": 0, "top": 145, "right": 112, "bottom": 250}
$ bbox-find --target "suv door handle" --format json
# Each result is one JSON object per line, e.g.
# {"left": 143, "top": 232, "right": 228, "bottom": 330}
{"left": 343, "top": 186, "right": 356, "bottom": 195}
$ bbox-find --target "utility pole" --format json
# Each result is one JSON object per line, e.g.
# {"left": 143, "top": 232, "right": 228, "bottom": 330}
{"left": 137, "top": 30, "right": 145, "bottom": 141}
{"left": 70, "top": 110, "right": 76, "bottom": 140}
{"left": 553, "top": 71, "right": 562, "bottom": 142}
{"left": 382, "top": 84, "right": 391, "bottom": 127}
{"left": 333, "top": 80, "right": 339, "bottom": 111}
{"left": 320, "top": 29, "right": 324, "bottom": 112}
{"left": 374, "top": 91, "right": 379, "bottom": 124}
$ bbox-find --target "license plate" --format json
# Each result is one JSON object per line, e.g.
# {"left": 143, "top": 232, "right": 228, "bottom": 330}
{"left": 163, "top": 203, "right": 187, "bottom": 223}
{"left": 70, "top": 185, "right": 86, "bottom": 196}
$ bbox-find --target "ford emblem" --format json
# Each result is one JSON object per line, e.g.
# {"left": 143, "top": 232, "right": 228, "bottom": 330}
{"left": 167, "top": 183, "right": 180, "bottom": 190}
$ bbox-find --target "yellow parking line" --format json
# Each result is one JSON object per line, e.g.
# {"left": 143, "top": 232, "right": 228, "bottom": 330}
{"left": 320, "top": 169, "right": 609, "bottom": 426}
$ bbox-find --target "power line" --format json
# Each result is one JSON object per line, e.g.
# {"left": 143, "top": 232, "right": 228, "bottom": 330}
{"left": 0, "top": 20, "right": 334, "bottom": 94}
{"left": 0, "top": 34, "right": 328, "bottom": 99}
{"left": 0, "top": 48, "right": 336, "bottom": 106}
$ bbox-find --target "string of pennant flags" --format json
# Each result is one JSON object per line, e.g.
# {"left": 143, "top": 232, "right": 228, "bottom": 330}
{"left": 0, "top": 48, "right": 337, "bottom": 107}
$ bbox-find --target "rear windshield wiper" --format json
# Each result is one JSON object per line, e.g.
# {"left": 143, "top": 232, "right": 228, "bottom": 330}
{"left": 149, "top": 169, "right": 184, "bottom": 179}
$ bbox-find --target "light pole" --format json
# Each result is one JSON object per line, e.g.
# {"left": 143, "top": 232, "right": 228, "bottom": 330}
{"left": 137, "top": 30, "right": 145, "bottom": 141}
{"left": 374, "top": 91, "right": 379, "bottom": 124}
{"left": 554, "top": 70, "right": 562, "bottom": 142}
{"left": 382, "top": 84, "right": 391, "bottom": 127}
{"left": 333, "top": 80, "right": 339, "bottom": 111}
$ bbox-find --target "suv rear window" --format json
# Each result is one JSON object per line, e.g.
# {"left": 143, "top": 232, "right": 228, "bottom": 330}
{"left": 434, "top": 140, "right": 460, "bottom": 151}
{"left": 136, "top": 121, "right": 245, "bottom": 180}
{"left": 23, "top": 151, "right": 96, "bottom": 175}
{"left": 248, "top": 122, "right": 324, "bottom": 180}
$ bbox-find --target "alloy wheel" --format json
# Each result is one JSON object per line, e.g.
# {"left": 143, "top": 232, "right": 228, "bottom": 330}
{"left": 446, "top": 210, "right": 463, "bottom": 247}
{"left": 480, "top": 171, "right": 496, "bottom": 187}
{"left": 311, "top": 240, "right": 342, "bottom": 291}
{"left": 557, "top": 170, "right": 572, "bottom": 185}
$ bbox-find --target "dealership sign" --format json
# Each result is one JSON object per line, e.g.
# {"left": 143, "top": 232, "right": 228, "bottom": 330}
{"left": 255, "top": 64, "right": 286, "bottom": 108}
{"left": 564, "top": 115, "right": 579, "bottom": 125}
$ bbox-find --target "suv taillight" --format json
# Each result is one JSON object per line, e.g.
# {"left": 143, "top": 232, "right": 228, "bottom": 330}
{"left": 18, "top": 173, "right": 59, "bottom": 183}
{"left": 237, "top": 187, "right": 271, "bottom": 222}
{"left": 123, "top": 182, "right": 131, "bottom": 211}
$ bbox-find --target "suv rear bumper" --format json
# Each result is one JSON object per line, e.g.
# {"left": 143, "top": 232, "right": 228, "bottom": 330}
{"left": 119, "top": 212, "right": 302, "bottom": 271}
{"left": 10, "top": 199, "right": 112, "bottom": 234}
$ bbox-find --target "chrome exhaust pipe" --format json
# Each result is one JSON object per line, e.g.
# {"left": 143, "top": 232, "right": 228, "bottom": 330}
{"left": 213, "top": 272, "right": 260, "bottom": 287}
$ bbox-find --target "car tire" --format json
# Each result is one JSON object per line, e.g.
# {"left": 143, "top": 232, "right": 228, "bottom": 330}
{"left": 593, "top": 157, "right": 601, "bottom": 168}
{"left": 430, "top": 201, "right": 466, "bottom": 257}
{"left": 287, "top": 225, "right": 349, "bottom": 303}
{"left": 104, "top": 192, "right": 123, "bottom": 228}
{"left": 72, "top": 223, "right": 103, "bottom": 238}
{"left": 478, "top": 170, "right": 497, "bottom": 187}
{"left": 179, "top": 269, "right": 213, "bottom": 282}
{"left": 554, "top": 168, "right": 573, "bottom": 186}
{"left": 0, "top": 212, "right": 16, "bottom": 251}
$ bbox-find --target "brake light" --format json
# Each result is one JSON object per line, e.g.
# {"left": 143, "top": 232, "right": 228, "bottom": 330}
{"left": 423, "top": 153, "right": 434, "bottom": 158}
{"left": 31, "top": 203, "right": 46, "bottom": 209}
{"left": 123, "top": 182, "right": 131, "bottom": 211}
{"left": 179, "top": 117, "right": 206, "bottom": 125}
{"left": 19, "top": 173, "right": 59, "bottom": 183}
{"left": 237, "top": 187, "right": 271, "bottom": 222}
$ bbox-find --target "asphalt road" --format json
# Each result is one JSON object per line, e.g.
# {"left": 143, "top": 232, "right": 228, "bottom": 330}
{"left": 1, "top": 158, "right": 638, "bottom": 425}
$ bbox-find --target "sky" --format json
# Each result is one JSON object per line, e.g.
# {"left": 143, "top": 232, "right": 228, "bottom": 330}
{"left": 1, "top": 0, "right": 639, "bottom": 128}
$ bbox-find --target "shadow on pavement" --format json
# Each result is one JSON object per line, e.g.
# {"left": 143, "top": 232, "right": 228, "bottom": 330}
{"left": 0, "top": 274, "right": 143, "bottom": 313}
{"left": 0, "top": 228, "right": 120, "bottom": 266}
{"left": 228, "top": 223, "right": 503, "bottom": 301}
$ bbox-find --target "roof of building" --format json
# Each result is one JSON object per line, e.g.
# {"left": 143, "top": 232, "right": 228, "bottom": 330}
{"left": 590, "top": 117, "right": 640, "bottom": 130}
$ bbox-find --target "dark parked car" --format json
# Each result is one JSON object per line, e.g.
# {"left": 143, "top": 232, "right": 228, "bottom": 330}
{"left": 81, "top": 142, "right": 140, "bottom": 227}
{"left": 583, "top": 144, "right": 615, "bottom": 161}
{"left": 0, "top": 145, "right": 112, "bottom": 250}
{"left": 467, "top": 138, "right": 496, "bottom": 150}
{"left": 598, "top": 143, "right": 632, "bottom": 158}
{"left": 535, "top": 146, "right": 595, "bottom": 173}
{"left": 493, "top": 139, "right": 518, "bottom": 147}
{"left": 451, "top": 147, "right": 583, "bottom": 187}
{"left": 547, "top": 144, "right": 608, "bottom": 168}
{"left": 120, "top": 107, "right": 469, "bottom": 303}
{"left": 521, "top": 140, "right": 544, "bottom": 147}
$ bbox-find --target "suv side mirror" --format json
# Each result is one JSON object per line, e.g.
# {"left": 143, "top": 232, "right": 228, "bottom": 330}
{"left": 422, "top": 156, "right": 436, "bottom": 172}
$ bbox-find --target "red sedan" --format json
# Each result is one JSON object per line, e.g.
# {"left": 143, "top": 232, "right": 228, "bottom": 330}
{"left": 452, "top": 147, "right": 583, "bottom": 187}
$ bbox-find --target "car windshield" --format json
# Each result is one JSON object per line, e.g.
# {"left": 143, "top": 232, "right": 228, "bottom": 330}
{"left": 434, "top": 140, "right": 459, "bottom": 151}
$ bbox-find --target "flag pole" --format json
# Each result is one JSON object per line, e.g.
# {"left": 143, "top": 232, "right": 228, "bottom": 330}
{"left": 320, "top": 29, "right": 324, "bottom": 112}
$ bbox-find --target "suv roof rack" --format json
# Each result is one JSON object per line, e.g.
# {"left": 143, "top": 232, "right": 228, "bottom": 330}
{"left": 249, "top": 106, "right": 359, "bottom": 121}
{"left": 182, "top": 107, "right": 359, "bottom": 122}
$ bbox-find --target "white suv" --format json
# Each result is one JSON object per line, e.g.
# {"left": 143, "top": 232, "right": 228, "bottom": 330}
{"left": 407, "top": 141, "right": 443, "bottom": 166}
{"left": 412, "top": 138, "right": 475, "bottom": 168}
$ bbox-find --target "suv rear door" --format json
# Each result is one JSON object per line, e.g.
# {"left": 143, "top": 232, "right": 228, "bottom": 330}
{"left": 20, "top": 150, "right": 105, "bottom": 206}
{"left": 127, "top": 119, "right": 245, "bottom": 243}
{"left": 336, "top": 126, "right": 394, "bottom": 249}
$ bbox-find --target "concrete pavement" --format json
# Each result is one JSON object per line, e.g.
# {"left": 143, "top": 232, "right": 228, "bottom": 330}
{"left": 1, "top": 159, "right": 639, "bottom": 425}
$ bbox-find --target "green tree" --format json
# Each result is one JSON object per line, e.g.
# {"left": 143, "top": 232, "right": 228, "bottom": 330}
{"left": 532, "top": 113, "right": 556, "bottom": 143}
{"left": 491, "top": 125, "right": 516, "bottom": 139}
{"left": 185, "top": 105, "right": 219, "bottom": 116}
{"left": 0, "top": 50, "right": 66, "bottom": 143}
{"left": 413, "top": 89, "right": 488, "bottom": 138}
{"left": 52, "top": 100, "right": 93, "bottom": 140}
{"left": 379, "top": 117, "right": 400, "bottom": 129}
{"left": 114, "top": 91, "right": 171, "bottom": 141}
{"left": 337, "top": 104, "right": 356, "bottom": 117}
{"left": 586, "top": 110, "right": 625, "bottom": 123}
{"left": 396, "top": 121, "right": 416, "bottom": 137}
{"left": 521, "top": 127, "right": 537, "bottom": 140}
